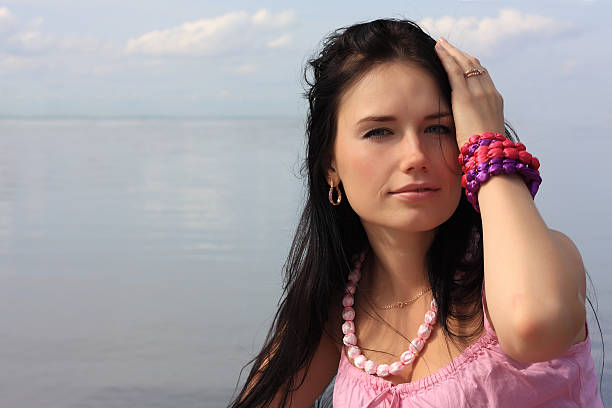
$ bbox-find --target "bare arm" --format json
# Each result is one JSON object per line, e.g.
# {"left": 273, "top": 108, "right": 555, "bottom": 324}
{"left": 478, "top": 173, "right": 586, "bottom": 363}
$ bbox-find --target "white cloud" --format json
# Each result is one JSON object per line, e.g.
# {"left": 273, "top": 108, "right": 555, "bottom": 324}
{"left": 0, "top": 7, "right": 15, "bottom": 24}
{"left": 419, "top": 8, "right": 574, "bottom": 56}
{"left": 91, "top": 64, "right": 117, "bottom": 76}
{"left": 233, "top": 63, "right": 257, "bottom": 74}
{"left": 8, "top": 29, "right": 55, "bottom": 53}
{"left": 24, "top": 15, "right": 44, "bottom": 30}
{"left": 2, "top": 13, "right": 110, "bottom": 55}
{"left": 267, "top": 34, "right": 292, "bottom": 48}
{"left": 560, "top": 59, "right": 582, "bottom": 76}
{"left": 125, "top": 11, "right": 249, "bottom": 56}
{"left": 6, "top": 29, "right": 109, "bottom": 55}
{"left": 251, "top": 9, "right": 295, "bottom": 28}
{"left": 0, "top": 7, "right": 17, "bottom": 32}
{"left": 57, "top": 36, "right": 112, "bottom": 54}
{"left": 0, "top": 55, "right": 48, "bottom": 74}
{"left": 125, "top": 9, "right": 296, "bottom": 57}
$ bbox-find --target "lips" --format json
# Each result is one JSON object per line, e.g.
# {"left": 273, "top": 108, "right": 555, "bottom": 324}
{"left": 390, "top": 188, "right": 439, "bottom": 202}
{"left": 391, "top": 184, "right": 440, "bottom": 194}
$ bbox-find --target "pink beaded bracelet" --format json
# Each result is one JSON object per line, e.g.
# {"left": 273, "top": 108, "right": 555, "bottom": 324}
{"left": 458, "top": 132, "right": 542, "bottom": 213}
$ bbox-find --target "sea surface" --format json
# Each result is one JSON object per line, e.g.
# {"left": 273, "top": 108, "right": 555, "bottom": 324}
{"left": 0, "top": 118, "right": 610, "bottom": 407}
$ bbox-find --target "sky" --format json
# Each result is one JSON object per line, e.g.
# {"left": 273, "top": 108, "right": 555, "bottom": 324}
{"left": 0, "top": 0, "right": 610, "bottom": 125}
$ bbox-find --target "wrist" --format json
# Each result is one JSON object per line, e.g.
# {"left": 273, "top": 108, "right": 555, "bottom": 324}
{"left": 458, "top": 132, "right": 542, "bottom": 213}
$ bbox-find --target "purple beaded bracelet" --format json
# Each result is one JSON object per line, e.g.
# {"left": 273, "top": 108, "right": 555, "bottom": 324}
{"left": 459, "top": 133, "right": 542, "bottom": 213}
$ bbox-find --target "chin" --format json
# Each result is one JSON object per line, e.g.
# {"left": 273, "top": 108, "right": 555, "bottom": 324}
{"left": 356, "top": 198, "right": 460, "bottom": 232}
{"left": 372, "top": 213, "right": 444, "bottom": 233}
{"left": 407, "top": 205, "right": 458, "bottom": 228}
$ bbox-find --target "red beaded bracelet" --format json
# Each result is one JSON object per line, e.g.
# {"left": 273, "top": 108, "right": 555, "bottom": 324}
{"left": 457, "top": 132, "right": 542, "bottom": 213}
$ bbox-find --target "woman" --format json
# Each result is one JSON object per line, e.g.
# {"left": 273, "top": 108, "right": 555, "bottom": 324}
{"left": 229, "top": 18, "right": 603, "bottom": 407}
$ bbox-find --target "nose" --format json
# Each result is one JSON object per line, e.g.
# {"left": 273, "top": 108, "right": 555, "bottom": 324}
{"left": 398, "top": 131, "right": 431, "bottom": 173}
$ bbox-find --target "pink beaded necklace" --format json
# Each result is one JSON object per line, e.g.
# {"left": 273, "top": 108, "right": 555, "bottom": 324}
{"left": 341, "top": 251, "right": 438, "bottom": 378}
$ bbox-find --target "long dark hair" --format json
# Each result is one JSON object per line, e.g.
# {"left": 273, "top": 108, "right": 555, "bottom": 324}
{"left": 229, "top": 18, "right": 604, "bottom": 407}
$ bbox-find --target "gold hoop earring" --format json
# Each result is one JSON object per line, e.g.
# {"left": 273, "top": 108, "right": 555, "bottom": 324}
{"left": 328, "top": 183, "right": 342, "bottom": 206}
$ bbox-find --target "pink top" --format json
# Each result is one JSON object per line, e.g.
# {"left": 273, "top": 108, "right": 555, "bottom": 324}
{"left": 333, "top": 282, "right": 603, "bottom": 407}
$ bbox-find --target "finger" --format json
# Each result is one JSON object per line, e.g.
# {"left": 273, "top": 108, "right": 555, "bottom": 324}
{"left": 438, "top": 38, "right": 480, "bottom": 73}
{"left": 438, "top": 38, "right": 496, "bottom": 92}
{"left": 437, "top": 39, "right": 487, "bottom": 95}
{"left": 434, "top": 40, "right": 469, "bottom": 94}
{"left": 469, "top": 66, "right": 499, "bottom": 97}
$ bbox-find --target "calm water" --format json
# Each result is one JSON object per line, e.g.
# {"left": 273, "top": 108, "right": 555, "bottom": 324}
{"left": 0, "top": 118, "right": 610, "bottom": 407}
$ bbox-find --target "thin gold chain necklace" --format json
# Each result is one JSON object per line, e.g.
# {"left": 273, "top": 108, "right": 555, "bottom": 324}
{"left": 377, "top": 287, "right": 432, "bottom": 310}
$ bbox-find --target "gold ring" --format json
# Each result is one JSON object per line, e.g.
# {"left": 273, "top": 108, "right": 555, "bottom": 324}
{"left": 464, "top": 66, "right": 485, "bottom": 79}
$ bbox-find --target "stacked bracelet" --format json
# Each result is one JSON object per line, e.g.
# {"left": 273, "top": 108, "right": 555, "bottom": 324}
{"left": 457, "top": 132, "right": 542, "bottom": 213}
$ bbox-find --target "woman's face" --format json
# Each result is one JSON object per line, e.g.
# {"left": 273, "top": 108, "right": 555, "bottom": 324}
{"left": 329, "top": 61, "right": 462, "bottom": 233}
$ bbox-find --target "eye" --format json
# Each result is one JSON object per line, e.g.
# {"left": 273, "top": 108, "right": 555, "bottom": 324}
{"left": 425, "top": 125, "right": 451, "bottom": 135}
{"left": 363, "top": 128, "right": 392, "bottom": 139}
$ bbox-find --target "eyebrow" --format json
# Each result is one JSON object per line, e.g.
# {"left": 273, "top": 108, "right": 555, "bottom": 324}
{"left": 356, "top": 112, "right": 452, "bottom": 125}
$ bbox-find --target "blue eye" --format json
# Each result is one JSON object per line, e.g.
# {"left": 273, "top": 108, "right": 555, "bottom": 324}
{"left": 363, "top": 128, "right": 392, "bottom": 139}
{"left": 426, "top": 125, "right": 451, "bottom": 134}
{"left": 363, "top": 125, "right": 451, "bottom": 140}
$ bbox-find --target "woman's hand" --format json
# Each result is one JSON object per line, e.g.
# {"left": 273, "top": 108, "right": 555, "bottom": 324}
{"left": 434, "top": 37, "right": 506, "bottom": 148}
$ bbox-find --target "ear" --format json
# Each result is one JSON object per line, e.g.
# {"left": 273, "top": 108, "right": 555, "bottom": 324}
{"left": 326, "top": 157, "right": 340, "bottom": 186}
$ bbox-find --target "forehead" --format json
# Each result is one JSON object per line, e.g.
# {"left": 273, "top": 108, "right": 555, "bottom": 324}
{"left": 337, "top": 61, "right": 447, "bottom": 123}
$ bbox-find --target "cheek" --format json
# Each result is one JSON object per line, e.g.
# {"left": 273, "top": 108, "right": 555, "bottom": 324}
{"left": 441, "top": 139, "right": 461, "bottom": 174}
{"left": 352, "top": 155, "right": 380, "bottom": 180}
{"left": 338, "top": 141, "right": 375, "bottom": 180}
{"left": 337, "top": 146, "right": 385, "bottom": 203}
